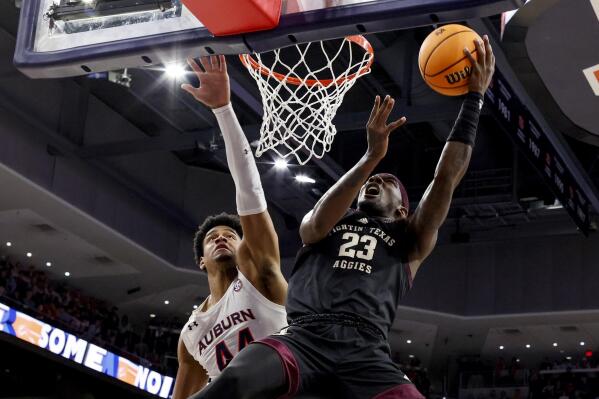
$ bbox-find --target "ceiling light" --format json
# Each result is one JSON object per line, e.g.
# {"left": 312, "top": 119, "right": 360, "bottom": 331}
{"left": 525, "top": 344, "right": 531, "bottom": 348}
{"left": 164, "top": 300, "right": 170, "bottom": 305}
{"left": 164, "top": 63, "right": 186, "bottom": 79}
{"left": 193, "top": 305, "right": 198, "bottom": 309}
{"left": 64, "top": 272, "right": 70, "bottom": 277}
{"left": 5, "top": 242, "right": 11, "bottom": 247}
{"left": 499, "top": 345, "right": 504, "bottom": 350}
{"left": 274, "top": 159, "right": 288, "bottom": 170}
{"left": 295, "top": 175, "right": 316, "bottom": 184}
{"left": 580, "top": 341, "right": 585, "bottom": 346}
{"left": 409, "top": 354, "right": 414, "bottom": 358}
{"left": 516, "top": 358, "right": 520, "bottom": 362}
{"left": 150, "top": 314, "right": 156, "bottom": 318}
{"left": 553, "top": 342, "right": 558, "bottom": 347}
{"left": 566, "top": 356, "right": 572, "bottom": 360}
{"left": 46, "top": 262, "right": 52, "bottom": 267}
{"left": 406, "top": 339, "right": 412, "bottom": 344}
{"left": 26, "top": 252, "right": 32, "bottom": 258}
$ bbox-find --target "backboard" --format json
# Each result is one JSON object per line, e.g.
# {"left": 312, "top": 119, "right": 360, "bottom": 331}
{"left": 15, "top": 0, "right": 523, "bottom": 79}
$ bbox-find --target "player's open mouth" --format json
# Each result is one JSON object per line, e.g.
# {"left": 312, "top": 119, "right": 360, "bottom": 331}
{"left": 365, "top": 184, "right": 380, "bottom": 197}
{"left": 215, "top": 244, "right": 229, "bottom": 251}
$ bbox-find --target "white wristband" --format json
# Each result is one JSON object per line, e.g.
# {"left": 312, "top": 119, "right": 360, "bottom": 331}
{"left": 213, "top": 103, "right": 267, "bottom": 216}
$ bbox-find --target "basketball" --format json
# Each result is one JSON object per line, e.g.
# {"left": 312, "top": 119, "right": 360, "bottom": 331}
{"left": 418, "top": 24, "right": 482, "bottom": 96}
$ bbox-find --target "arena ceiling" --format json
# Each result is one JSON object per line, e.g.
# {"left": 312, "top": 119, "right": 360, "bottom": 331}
{"left": 2, "top": 1, "right": 599, "bottom": 252}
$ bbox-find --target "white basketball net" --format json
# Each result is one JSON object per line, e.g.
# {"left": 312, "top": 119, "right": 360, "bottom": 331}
{"left": 240, "top": 36, "right": 373, "bottom": 165}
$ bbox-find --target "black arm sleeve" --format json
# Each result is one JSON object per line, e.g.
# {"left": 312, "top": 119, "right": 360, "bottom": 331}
{"left": 447, "top": 91, "right": 484, "bottom": 147}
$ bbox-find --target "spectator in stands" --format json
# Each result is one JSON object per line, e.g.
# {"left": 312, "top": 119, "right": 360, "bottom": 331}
{"left": 104, "top": 306, "right": 119, "bottom": 331}
{"left": 120, "top": 314, "right": 131, "bottom": 334}
{"left": 418, "top": 370, "right": 431, "bottom": 398}
{"left": 134, "top": 333, "right": 150, "bottom": 359}
{"left": 117, "top": 315, "right": 132, "bottom": 348}
{"left": 496, "top": 357, "right": 508, "bottom": 385}
{"left": 528, "top": 370, "right": 544, "bottom": 399}
{"left": 579, "top": 357, "right": 590, "bottom": 369}
{"left": 509, "top": 357, "right": 520, "bottom": 384}
{"left": 22, "top": 291, "right": 35, "bottom": 309}
{"left": 85, "top": 319, "right": 102, "bottom": 341}
{"left": 542, "top": 377, "right": 556, "bottom": 398}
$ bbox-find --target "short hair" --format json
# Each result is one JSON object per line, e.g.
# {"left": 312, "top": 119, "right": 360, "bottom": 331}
{"left": 193, "top": 213, "right": 242, "bottom": 263}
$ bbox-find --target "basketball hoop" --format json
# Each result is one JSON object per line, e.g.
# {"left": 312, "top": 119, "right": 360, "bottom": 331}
{"left": 240, "top": 35, "right": 374, "bottom": 165}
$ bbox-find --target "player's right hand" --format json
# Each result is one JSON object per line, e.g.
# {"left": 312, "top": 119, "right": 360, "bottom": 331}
{"left": 464, "top": 35, "right": 495, "bottom": 95}
{"left": 181, "top": 55, "right": 230, "bottom": 109}
{"left": 365, "top": 95, "right": 406, "bottom": 161}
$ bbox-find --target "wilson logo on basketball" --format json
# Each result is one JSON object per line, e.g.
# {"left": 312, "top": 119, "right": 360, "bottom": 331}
{"left": 445, "top": 66, "right": 472, "bottom": 85}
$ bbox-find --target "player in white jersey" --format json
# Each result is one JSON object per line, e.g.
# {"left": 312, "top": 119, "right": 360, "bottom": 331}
{"left": 172, "top": 55, "right": 288, "bottom": 398}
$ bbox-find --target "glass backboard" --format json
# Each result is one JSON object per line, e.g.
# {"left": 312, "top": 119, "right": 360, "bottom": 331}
{"left": 14, "top": 0, "right": 523, "bottom": 78}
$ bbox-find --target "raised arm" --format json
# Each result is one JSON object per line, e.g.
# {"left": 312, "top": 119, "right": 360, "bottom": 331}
{"left": 182, "top": 56, "right": 285, "bottom": 303}
{"left": 172, "top": 338, "right": 209, "bottom": 399}
{"left": 407, "top": 35, "right": 495, "bottom": 273}
{"left": 300, "top": 96, "right": 406, "bottom": 245}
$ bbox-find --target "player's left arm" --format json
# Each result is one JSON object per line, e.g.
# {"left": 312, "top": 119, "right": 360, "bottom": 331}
{"left": 406, "top": 36, "right": 495, "bottom": 276}
{"left": 182, "top": 56, "right": 286, "bottom": 303}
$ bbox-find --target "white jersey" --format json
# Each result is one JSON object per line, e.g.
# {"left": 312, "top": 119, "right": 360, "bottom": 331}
{"left": 181, "top": 270, "right": 287, "bottom": 379}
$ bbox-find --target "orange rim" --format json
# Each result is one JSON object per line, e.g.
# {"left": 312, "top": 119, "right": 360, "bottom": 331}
{"left": 239, "top": 35, "right": 375, "bottom": 87}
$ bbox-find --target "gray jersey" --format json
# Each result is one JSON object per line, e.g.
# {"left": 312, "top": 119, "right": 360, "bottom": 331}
{"left": 286, "top": 210, "right": 413, "bottom": 338}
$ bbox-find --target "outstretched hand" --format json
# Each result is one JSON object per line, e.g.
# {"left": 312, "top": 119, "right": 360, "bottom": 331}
{"left": 181, "top": 55, "right": 230, "bottom": 109}
{"left": 365, "top": 95, "right": 407, "bottom": 161}
{"left": 464, "top": 35, "right": 495, "bottom": 95}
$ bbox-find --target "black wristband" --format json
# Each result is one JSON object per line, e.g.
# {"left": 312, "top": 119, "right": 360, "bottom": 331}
{"left": 447, "top": 91, "right": 484, "bottom": 147}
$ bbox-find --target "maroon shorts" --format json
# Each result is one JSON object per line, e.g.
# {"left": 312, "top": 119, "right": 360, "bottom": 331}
{"left": 253, "top": 323, "right": 425, "bottom": 399}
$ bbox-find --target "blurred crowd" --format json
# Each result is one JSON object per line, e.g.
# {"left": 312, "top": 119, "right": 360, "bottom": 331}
{"left": 529, "top": 357, "right": 599, "bottom": 399}
{"left": 461, "top": 356, "right": 599, "bottom": 399}
{"left": 0, "top": 255, "right": 180, "bottom": 374}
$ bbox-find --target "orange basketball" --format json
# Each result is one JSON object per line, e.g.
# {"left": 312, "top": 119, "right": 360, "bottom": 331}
{"left": 418, "top": 24, "right": 482, "bottom": 96}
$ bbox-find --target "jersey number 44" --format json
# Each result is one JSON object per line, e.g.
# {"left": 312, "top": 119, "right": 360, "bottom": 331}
{"left": 215, "top": 327, "right": 255, "bottom": 371}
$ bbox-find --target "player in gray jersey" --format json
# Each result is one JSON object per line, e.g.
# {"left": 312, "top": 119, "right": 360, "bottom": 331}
{"left": 191, "top": 36, "right": 495, "bottom": 399}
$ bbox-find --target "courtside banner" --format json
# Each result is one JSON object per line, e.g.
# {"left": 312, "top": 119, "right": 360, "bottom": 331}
{"left": 0, "top": 302, "right": 173, "bottom": 398}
